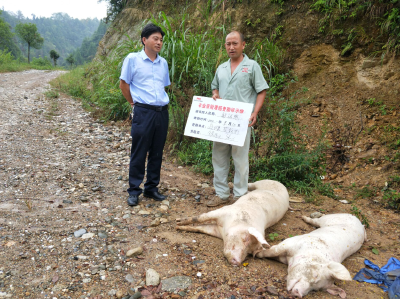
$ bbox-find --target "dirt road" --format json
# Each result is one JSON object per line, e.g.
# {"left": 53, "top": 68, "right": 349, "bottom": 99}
{"left": 0, "top": 70, "right": 398, "bottom": 299}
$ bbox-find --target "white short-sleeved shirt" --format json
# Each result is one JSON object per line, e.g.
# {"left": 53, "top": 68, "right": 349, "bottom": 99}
{"left": 120, "top": 50, "right": 170, "bottom": 106}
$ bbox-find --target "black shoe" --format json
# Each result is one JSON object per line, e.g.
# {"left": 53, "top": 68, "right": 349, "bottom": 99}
{"left": 143, "top": 190, "right": 167, "bottom": 201}
{"left": 127, "top": 194, "right": 139, "bottom": 206}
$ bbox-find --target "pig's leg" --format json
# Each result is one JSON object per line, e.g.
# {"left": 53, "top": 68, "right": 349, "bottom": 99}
{"left": 176, "top": 224, "right": 222, "bottom": 239}
{"left": 301, "top": 215, "right": 322, "bottom": 227}
{"left": 256, "top": 244, "right": 287, "bottom": 259}
{"left": 176, "top": 209, "right": 226, "bottom": 226}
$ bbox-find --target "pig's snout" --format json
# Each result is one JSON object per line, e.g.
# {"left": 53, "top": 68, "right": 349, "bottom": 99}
{"left": 229, "top": 257, "right": 241, "bottom": 266}
{"left": 291, "top": 289, "right": 303, "bottom": 298}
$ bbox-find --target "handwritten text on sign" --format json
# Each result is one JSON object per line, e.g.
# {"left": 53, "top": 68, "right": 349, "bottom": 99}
{"left": 184, "top": 96, "right": 254, "bottom": 146}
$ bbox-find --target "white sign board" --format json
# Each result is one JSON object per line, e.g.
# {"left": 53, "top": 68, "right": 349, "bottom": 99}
{"left": 184, "top": 96, "right": 254, "bottom": 146}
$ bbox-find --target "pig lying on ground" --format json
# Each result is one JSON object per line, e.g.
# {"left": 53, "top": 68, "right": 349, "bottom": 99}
{"left": 176, "top": 180, "right": 289, "bottom": 265}
{"left": 257, "top": 214, "right": 366, "bottom": 298}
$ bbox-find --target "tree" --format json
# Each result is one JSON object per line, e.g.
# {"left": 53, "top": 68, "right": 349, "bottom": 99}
{"left": 66, "top": 54, "right": 75, "bottom": 67}
{"left": 98, "top": 0, "right": 127, "bottom": 23}
{"left": 15, "top": 23, "right": 44, "bottom": 63}
{"left": 0, "top": 11, "right": 21, "bottom": 58}
{"left": 49, "top": 49, "right": 60, "bottom": 66}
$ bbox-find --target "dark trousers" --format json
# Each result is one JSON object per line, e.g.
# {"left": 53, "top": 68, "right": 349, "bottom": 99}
{"left": 127, "top": 105, "right": 169, "bottom": 196}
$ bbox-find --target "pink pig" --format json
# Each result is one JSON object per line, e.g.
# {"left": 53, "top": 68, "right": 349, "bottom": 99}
{"left": 176, "top": 180, "right": 289, "bottom": 265}
{"left": 257, "top": 214, "right": 366, "bottom": 298}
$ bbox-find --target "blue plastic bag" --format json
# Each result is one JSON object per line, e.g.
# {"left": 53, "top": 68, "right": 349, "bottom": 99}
{"left": 354, "top": 258, "right": 400, "bottom": 299}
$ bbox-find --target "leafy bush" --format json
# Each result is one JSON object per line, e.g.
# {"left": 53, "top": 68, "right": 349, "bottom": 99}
{"left": 0, "top": 49, "right": 14, "bottom": 64}
{"left": 383, "top": 176, "right": 400, "bottom": 210}
{"left": 31, "top": 56, "right": 52, "bottom": 69}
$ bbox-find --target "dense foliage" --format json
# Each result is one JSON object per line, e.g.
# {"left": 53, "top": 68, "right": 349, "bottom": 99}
{"left": 98, "top": 0, "right": 128, "bottom": 23}
{"left": 1, "top": 10, "right": 100, "bottom": 65}
{"left": 0, "top": 11, "right": 21, "bottom": 58}
{"left": 70, "top": 21, "right": 108, "bottom": 65}
{"left": 308, "top": 0, "right": 400, "bottom": 55}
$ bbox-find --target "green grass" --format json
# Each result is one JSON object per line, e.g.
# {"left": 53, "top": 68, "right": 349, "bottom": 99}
{"left": 383, "top": 175, "right": 400, "bottom": 211}
{"left": 0, "top": 50, "right": 59, "bottom": 72}
{"left": 354, "top": 185, "right": 376, "bottom": 199}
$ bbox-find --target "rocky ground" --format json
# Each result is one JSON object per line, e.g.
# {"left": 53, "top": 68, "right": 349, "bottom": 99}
{"left": 0, "top": 70, "right": 399, "bottom": 299}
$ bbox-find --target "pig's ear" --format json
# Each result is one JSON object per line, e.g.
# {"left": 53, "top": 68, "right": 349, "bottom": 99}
{"left": 248, "top": 227, "right": 270, "bottom": 248}
{"left": 327, "top": 262, "right": 352, "bottom": 281}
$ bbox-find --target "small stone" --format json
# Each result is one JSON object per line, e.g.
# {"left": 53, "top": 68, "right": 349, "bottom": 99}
{"left": 122, "top": 214, "right": 131, "bottom": 219}
{"left": 91, "top": 267, "right": 99, "bottom": 275}
{"left": 116, "top": 290, "right": 124, "bottom": 298}
{"left": 138, "top": 210, "right": 150, "bottom": 215}
{"left": 81, "top": 232, "right": 94, "bottom": 239}
{"left": 161, "top": 276, "right": 192, "bottom": 292}
{"left": 76, "top": 255, "right": 89, "bottom": 260}
{"left": 160, "top": 205, "right": 168, "bottom": 211}
{"left": 82, "top": 278, "right": 91, "bottom": 283}
{"left": 125, "top": 273, "right": 134, "bottom": 283}
{"left": 339, "top": 200, "right": 350, "bottom": 204}
{"left": 74, "top": 229, "right": 87, "bottom": 238}
{"left": 98, "top": 231, "right": 108, "bottom": 239}
{"left": 194, "top": 195, "right": 201, "bottom": 200}
{"left": 193, "top": 260, "right": 205, "bottom": 265}
{"left": 310, "top": 212, "right": 323, "bottom": 218}
{"left": 126, "top": 246, "right": 143, "bottom": 257}
{"left": 146, "top": 268, "right": 160, "bottom": 286}
{"left": 266, "top": 285, "right": 278, "bottom": 295}
{"left": 160, "top": 218, "right": 168, "bottom": 223}
{"left": 151, "top": 219, "right": 161, "bottom": 227}
{"left": 108, "top": 289, "right": 117, "bottom": 296}
{"left": 63, "top": 200, "right": 73, "bottom": 204}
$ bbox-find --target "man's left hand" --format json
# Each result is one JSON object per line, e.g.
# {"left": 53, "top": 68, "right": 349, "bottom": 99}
{"left": 249, "top": 112, "right": 257, "bottom": 127}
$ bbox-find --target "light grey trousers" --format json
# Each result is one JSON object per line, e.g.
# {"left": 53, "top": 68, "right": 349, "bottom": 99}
{"left": 212, "top": 127, "right": 251, "bottom": 199}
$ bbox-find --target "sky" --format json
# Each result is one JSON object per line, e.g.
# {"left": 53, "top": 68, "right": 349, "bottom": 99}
{"left": 0, "top": 0, "right": 108, "bottom": 20}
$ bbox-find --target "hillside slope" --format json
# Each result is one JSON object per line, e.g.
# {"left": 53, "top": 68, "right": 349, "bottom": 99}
{"left": 96, "top": 0, "right": 399, "bottom": 192}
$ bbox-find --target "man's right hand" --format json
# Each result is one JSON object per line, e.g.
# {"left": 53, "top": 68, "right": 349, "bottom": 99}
{"left": 212, "top": 89, "right": 220, "bottom": 101}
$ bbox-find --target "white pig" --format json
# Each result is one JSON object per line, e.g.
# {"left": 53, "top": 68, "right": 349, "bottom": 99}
{"left": 257, "top": 214, "right": 366, "bottom": 298}
{"left": 176, "top": 180, "right": 289, "bottom": 265}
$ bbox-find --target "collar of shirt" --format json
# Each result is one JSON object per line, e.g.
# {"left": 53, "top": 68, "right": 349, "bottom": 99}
{"left": 222, "top": 54, "right": 250, "bottom": 69}
{"left": 139, "top": 49, "right": 161, "bottom": 63}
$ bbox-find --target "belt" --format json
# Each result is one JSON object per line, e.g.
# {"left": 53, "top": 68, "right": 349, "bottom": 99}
{"left": 134, "top": 102, "right": 168, "bottom": 111}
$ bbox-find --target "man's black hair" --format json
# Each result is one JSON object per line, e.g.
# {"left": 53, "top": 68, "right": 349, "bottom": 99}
{"left": 227, "top": 31, "right": 245, "bottom": 42}
{"left": 141, "top": 23, "right": 165, "bottom": 46}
